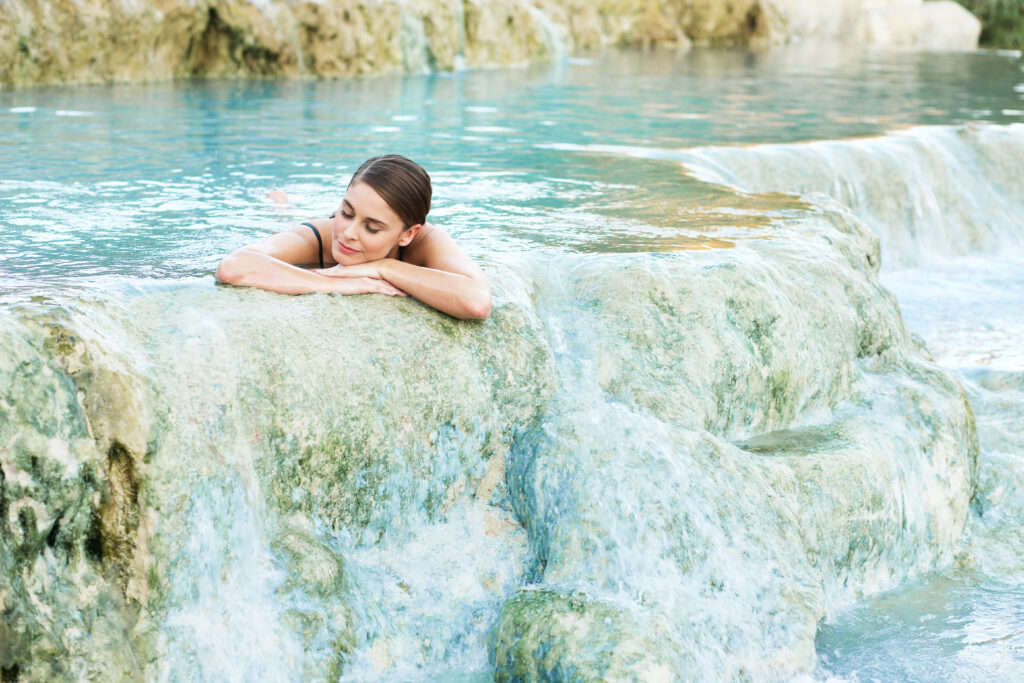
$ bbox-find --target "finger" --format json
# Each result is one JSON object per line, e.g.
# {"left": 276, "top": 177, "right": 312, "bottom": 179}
{"left": 378, "top": 282, "right": 406, "bottom": 297}
{"left": 358, "top": 277, "right": 389, "bottom": 294}
{"left": 266, "top": 190, "right": 289, "bottom": 203}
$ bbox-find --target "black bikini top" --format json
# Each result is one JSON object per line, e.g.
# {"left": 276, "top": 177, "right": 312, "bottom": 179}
{"left": 301, "top": 222, "right": 324, "bottom": 269}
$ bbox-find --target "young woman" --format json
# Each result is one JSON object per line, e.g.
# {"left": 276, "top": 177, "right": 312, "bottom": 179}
{"left": 215, "top": 155, "right": 491, "bottom": 320}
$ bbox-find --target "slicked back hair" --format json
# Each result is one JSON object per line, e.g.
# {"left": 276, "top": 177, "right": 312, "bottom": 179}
{"left": 349, "top": 154, "right": 432, "bottom": 229}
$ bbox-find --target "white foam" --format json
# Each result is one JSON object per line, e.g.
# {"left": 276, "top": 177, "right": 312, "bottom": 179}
{"left": 677, "top": 123, "right": 1024, "bottom": 268}
{"left": 465, "top": 126, "right": 516, "bottom": 134}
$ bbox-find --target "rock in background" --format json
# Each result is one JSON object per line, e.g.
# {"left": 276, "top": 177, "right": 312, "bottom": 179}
{"left": 0, "top": 0, "right": 981, "bottom": 89}
{"left": 773, "top": 0, "right": 981, "bottom": 49}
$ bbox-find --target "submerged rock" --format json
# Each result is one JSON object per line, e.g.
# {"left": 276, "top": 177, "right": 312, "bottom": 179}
{"left": 490, "top": 589, "right": 684, "bottom": 681}
{"left": 484, "top": 207, "right": 976, "bottom": 679}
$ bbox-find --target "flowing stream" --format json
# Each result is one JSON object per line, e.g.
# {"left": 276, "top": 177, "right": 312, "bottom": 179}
{"left": 1, "top": 46, "right": 1023, "bottom": 681}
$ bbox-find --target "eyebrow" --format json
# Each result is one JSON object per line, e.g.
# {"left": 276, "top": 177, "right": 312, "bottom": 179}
{"left": 342, "top": 199, "right": 388, "bottom": 228}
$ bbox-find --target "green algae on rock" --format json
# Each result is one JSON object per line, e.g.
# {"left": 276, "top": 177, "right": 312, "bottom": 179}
{"left": 490, "top": 589, "right": 684, "bottom": 682}
{"left": 0, "top": 307, "right": 152, "bottom": 680}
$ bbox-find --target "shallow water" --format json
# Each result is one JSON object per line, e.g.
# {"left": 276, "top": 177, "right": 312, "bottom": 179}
{"left": 2, "top": 45, "right": 1024, "bottom": 681}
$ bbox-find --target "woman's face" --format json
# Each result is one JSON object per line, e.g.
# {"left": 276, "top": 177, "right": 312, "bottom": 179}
{"left": 331, "top": 181, "right": 415, "bottom": 264}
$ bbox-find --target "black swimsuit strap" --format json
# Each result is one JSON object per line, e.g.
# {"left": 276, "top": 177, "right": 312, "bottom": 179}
{"left": 301, "top": 222, "right": 325, "bottom": 270}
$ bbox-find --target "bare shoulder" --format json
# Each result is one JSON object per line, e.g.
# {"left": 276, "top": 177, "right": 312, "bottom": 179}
{"left": 404, "top": 224, "right": 486, "bottom": 282}
{"left": 285, "top": 217, "right": 332, "bottom": 245}
{"left": 236, "top": 217, "right": 330, "bottom": 266}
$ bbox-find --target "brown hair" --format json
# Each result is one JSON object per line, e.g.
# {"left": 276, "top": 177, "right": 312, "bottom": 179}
{"left": 348, "top": 154, "right": 431, "bottom": 228}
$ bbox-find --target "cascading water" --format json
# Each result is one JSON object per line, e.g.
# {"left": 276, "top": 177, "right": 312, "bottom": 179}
{"left": 2, "top": 46, "right": 1023, "bottom": 681}
{"left": 679, "top": 124, "right": 1024, "bottom": 267}
{"left": 633, "top": 63, "right": 1024, "bottom": 680}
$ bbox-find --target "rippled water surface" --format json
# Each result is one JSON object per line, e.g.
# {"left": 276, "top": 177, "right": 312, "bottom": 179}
{"left": 3, "top": 45, "right": 1024, "bottom": 681}
{"left": 2, "top": 46, "right": 1022, "bottom": 284}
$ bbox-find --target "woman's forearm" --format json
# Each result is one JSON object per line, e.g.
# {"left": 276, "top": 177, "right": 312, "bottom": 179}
{"left": 216, "top": 249, "right": 336, "bottom": 294}
{"left": 379, "top": 259, "right": 491, "bottom": 320}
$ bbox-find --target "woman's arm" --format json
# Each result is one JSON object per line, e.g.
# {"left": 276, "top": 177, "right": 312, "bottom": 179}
{"left": 215, "top": 226, "right": 406, "bottom": 297}
{"left": 378, "top": 257, "right": 491, "bottom": 320}
{"left": 318, "top": 227, "right": 492, "bottom": 320}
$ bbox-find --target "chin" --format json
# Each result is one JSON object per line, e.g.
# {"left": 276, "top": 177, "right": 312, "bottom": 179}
{"left": 334, "top": 250, "right": 366, "bottom": 265}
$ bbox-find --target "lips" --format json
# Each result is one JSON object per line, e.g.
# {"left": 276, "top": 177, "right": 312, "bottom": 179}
{"left": 338, "top": 242, "right": 358, "bottom": 255}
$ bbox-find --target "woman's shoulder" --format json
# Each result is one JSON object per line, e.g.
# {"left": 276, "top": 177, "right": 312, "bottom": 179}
{"left": 401, "top": 223, "right": 442, "bottom": 263}
{"left": 402, "top": 224, "right": 485, "bottom": 286}
{"left": 413, "top": 222, "right": 441, "bottom": 244}
{"left": 288, "top": 215, "right": 332, "bottom": 237}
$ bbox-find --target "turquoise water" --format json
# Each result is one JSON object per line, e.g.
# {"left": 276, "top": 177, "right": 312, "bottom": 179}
{"left": 3, "top": 46, "right": 1024, "bottom": 680}
{"left": 3, "top": 46, "right": 1022, "bottom": 284}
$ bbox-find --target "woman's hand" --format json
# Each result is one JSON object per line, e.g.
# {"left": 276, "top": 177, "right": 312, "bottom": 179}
{"left": 315, "top": 261, "right": 406, "bottom": 296}
{"left": 315, "top": 260, "right": 393, "bottom": 280}
{"left": 328, "top": 275, "right": 407, "bottom": 297}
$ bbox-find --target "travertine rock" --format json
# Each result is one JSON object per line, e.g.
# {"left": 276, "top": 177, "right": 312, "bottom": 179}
{"left": 0, "top": 0, "right": 980, "bottom": 89}
{"left": 462, "top": 0, "right": 552, "bottom": 66}
{"left": 0, "top": 307, "right": 153, "bottom": 680}
{"left": 772, "top": 0, "right": 981, "bottom": 49}
{"left": 858, "top": 1, "right": 981, "bottom": 49}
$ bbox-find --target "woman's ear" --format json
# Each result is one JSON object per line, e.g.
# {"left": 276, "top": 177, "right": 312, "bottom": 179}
{"left": 398, "top": 223, "right": 422, "bottom": 247}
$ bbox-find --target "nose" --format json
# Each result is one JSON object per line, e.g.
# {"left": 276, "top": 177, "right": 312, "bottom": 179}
{"left": 342, "top": 222, "right": 359, "bottom": 242}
